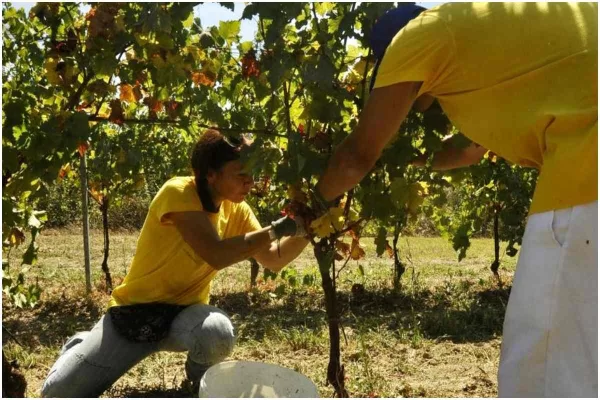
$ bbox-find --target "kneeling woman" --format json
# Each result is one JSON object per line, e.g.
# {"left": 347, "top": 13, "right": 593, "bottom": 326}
{"left": 42, "top": 129, "right": 308, "bottom": 397}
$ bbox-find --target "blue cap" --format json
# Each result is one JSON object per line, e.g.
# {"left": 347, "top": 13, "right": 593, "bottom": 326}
{"left": 369, "top": 4, "right": 426, "bottom": 91}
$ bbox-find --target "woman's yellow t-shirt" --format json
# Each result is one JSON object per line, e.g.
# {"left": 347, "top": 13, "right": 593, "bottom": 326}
{"left": 108, "top": 176, "right": 261, "bottom": 307}
{"left": 374, "top": 2, "right": 597, "bottom": 214}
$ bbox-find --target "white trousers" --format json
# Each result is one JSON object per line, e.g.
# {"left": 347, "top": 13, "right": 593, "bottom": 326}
{"left": 498, "top": 201, "right": 598, "bottom": 397}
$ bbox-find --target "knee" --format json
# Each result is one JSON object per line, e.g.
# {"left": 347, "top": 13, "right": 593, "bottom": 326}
{"left": 171, "top": 305, "right": 236, "bottom": 365}
{"left": 190, "top": 310, "right": 235, "bottom": 364}
{"left": 40, "top": 377, "right": 56, "bottom": 397}
{"left": 40, "top": 337, "right": 85, "bottom": 398}
{"left": 41, "top": 370, "right": 73, "bottom": 398}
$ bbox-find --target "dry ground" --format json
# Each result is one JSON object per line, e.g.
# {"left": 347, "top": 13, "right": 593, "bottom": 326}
{"left": 2, "top": 229, "right": 517, "bottom": 397}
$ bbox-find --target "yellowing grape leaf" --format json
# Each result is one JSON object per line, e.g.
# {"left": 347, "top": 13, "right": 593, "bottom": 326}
{"left": 385, "top": 242, "right": 394, "bottom": 258}
{"left": 348, "top": 208, "right": 359, "bottom": 222}
{"left": 335, "top": 240, "right": 350, "bottom": 255}
{"left": 241, "top": 49, "right": 260, "bottom": 78}
{"left": 390, "top": 178, "right": 428, "bottom": 215}
{"left": 119, "top": 83, "right": 136, "bottom": 103}
{"left": 143, "top": 97, "right": 163, "bottom": 113}
{"left": 350, "top": 238, "right": 365, "bottom": 260}
{"left": 44, "top": 58, "right": 61, "bottom": 85}
{"left": 185, "top": 45, "right": 205, "bottom": 62}
{"left": 310, "top": 207, "right": 344, "bottom": 238}
{"left": 133, "top": 85, "right": 143, "bottom": 101}
{"left": 97, "top": 103, "right": 110, "bottom": 118}
{"left": 89, "top": 186, "right": 104, "bottom": 202}
{"left": 165, "top": 100, "right": 180, "bottom": 119}
{"left": 344, "top": 59, "right": 367, "bottom": 85}
{"left": 77, "top": 142, "right": 89, "bottom": 157}
{"left": 191, "top": 71, "right": 215, "bottom": 87}
{"left": 286, "top": 185, "right": 308, "bottom": 203}
{"left": 484, "top": 150, "right": 498, "bottom": 163}
{"left": 9, "top": 227, "right": 26, "bottom": 247}
{"left": 58, "top": 163, "right": 71, "bottom": 180}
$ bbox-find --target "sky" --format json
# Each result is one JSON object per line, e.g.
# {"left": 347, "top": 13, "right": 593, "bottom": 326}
{"left": 12, "top": 1, "right": 445, "bottom": 42}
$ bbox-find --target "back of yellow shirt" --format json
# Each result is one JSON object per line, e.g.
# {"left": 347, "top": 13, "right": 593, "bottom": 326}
{"left": 375, "top": 2, "right": 598, "bottom": 214}
{"left": 108, "top": 176, "right": 261, "bottom": 307}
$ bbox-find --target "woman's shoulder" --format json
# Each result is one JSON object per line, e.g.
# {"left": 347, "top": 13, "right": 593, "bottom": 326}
{"left": 158, "top": 176, "right": 196, "bottom": 194}
{"left": 151, "top": 176, "right": 200, "bottom": 208}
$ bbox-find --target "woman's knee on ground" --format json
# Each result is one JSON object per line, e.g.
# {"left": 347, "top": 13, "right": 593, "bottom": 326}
{"left": 41, "top": 332, "right": 89, "bottom": 397}
{"left": 41, "top": 353, "right": 111, "bottom": 398}
{"left": 167, "top": 304, "right": 236, "bottom": 365}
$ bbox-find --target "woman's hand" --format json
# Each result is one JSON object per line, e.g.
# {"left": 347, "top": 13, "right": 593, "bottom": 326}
{"left": 255, "top": 216, "right": 310, "bottom": 272}
{"left": 270, "top": 216, "right": 307, "bottom": 239}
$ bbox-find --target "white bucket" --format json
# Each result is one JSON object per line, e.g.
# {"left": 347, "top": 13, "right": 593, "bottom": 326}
{"left": 199, "top": 360, "right": 319, "bottom": 398}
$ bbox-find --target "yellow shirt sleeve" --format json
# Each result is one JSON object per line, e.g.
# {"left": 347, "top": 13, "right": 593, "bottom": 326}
{"left": 152, "top": 177, "right": 203, "bottom": 224}
{"left": 373, "top": 13, "right": 457, "bottom": 96}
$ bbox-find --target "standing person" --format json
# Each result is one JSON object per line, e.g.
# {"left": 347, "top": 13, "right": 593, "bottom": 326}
{"left": 316, "top": 3, "right": 597, "bottom": 397}
{"left": 42, "top": 129, "right": 309, "bottom": 397}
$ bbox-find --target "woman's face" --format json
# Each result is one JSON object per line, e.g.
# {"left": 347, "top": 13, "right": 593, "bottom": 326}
{"left": 208, "top": 160, "right": 255, "bottom": 203}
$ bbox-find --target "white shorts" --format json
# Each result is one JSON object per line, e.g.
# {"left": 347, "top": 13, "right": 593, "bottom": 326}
{"left": 498, "top": 201, "right": 598, "bottom": 397}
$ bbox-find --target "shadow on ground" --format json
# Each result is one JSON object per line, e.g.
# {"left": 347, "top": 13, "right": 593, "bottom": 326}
{"left": 3, "top": 282, "right": 510, "bottom": 351}
{"left": 211, "top": 283, "right": 511, "bottom": 344}
{"left": 2, "top": 290, "right": 105, "bottom": 348}
{"left": 105, "top": 385, "right": 193, "bottom": 398}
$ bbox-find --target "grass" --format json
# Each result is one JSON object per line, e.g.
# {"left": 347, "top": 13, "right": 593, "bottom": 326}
{"left": 2, "top": 228, "right": 517, "bottom": 397}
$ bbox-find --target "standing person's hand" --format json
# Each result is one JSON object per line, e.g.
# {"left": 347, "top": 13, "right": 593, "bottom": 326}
{"left": 309, "top": 189, "right": 336, "bottom": 218}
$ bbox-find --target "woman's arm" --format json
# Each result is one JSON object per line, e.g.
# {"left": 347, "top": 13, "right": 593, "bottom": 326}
{"left": 252, "top": 236, "right": 310, "bottom": 272}
{"left": 169, "top": 211, "right": 275, "bottom": 270}
{"left": 411, "top": 139, "right": 488, "bottom": 170}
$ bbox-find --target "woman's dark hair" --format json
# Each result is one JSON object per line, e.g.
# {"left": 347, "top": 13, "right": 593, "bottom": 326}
{"left": 191, "top": 129, "right": 247, "bottom": 213}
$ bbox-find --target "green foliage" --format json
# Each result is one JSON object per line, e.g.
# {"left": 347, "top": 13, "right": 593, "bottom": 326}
{"left": 35, "top": 177, "right": 82, "bottom": 227}
{"left": 427, "top": 157, "right": 537, "bottom": 262}
{"left": 374, "top": 227, "right": 388, "bottom": 257}
{"left": 2, "top": 246, "right": 42, "bottom": 309}
{"left": 2, "top": 266, "right": 42, "bottom": 309}
{"left": 263, "top": 268, "right": 278, "bottom": 282}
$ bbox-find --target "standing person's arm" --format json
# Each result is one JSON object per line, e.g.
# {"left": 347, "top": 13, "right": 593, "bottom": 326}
{"left": 316, "top": 81, "right": 422, "bottom": 201}
{"left": 411, "top": 138, "right": 488, "bottom": 170}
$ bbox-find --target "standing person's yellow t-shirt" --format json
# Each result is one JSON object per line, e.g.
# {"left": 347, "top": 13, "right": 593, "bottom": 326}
{"left": 108, "top": 176, "right": 261, "bottom": 307}
{"left": 374, "top": 2, "right": 597, "bottom": 214}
